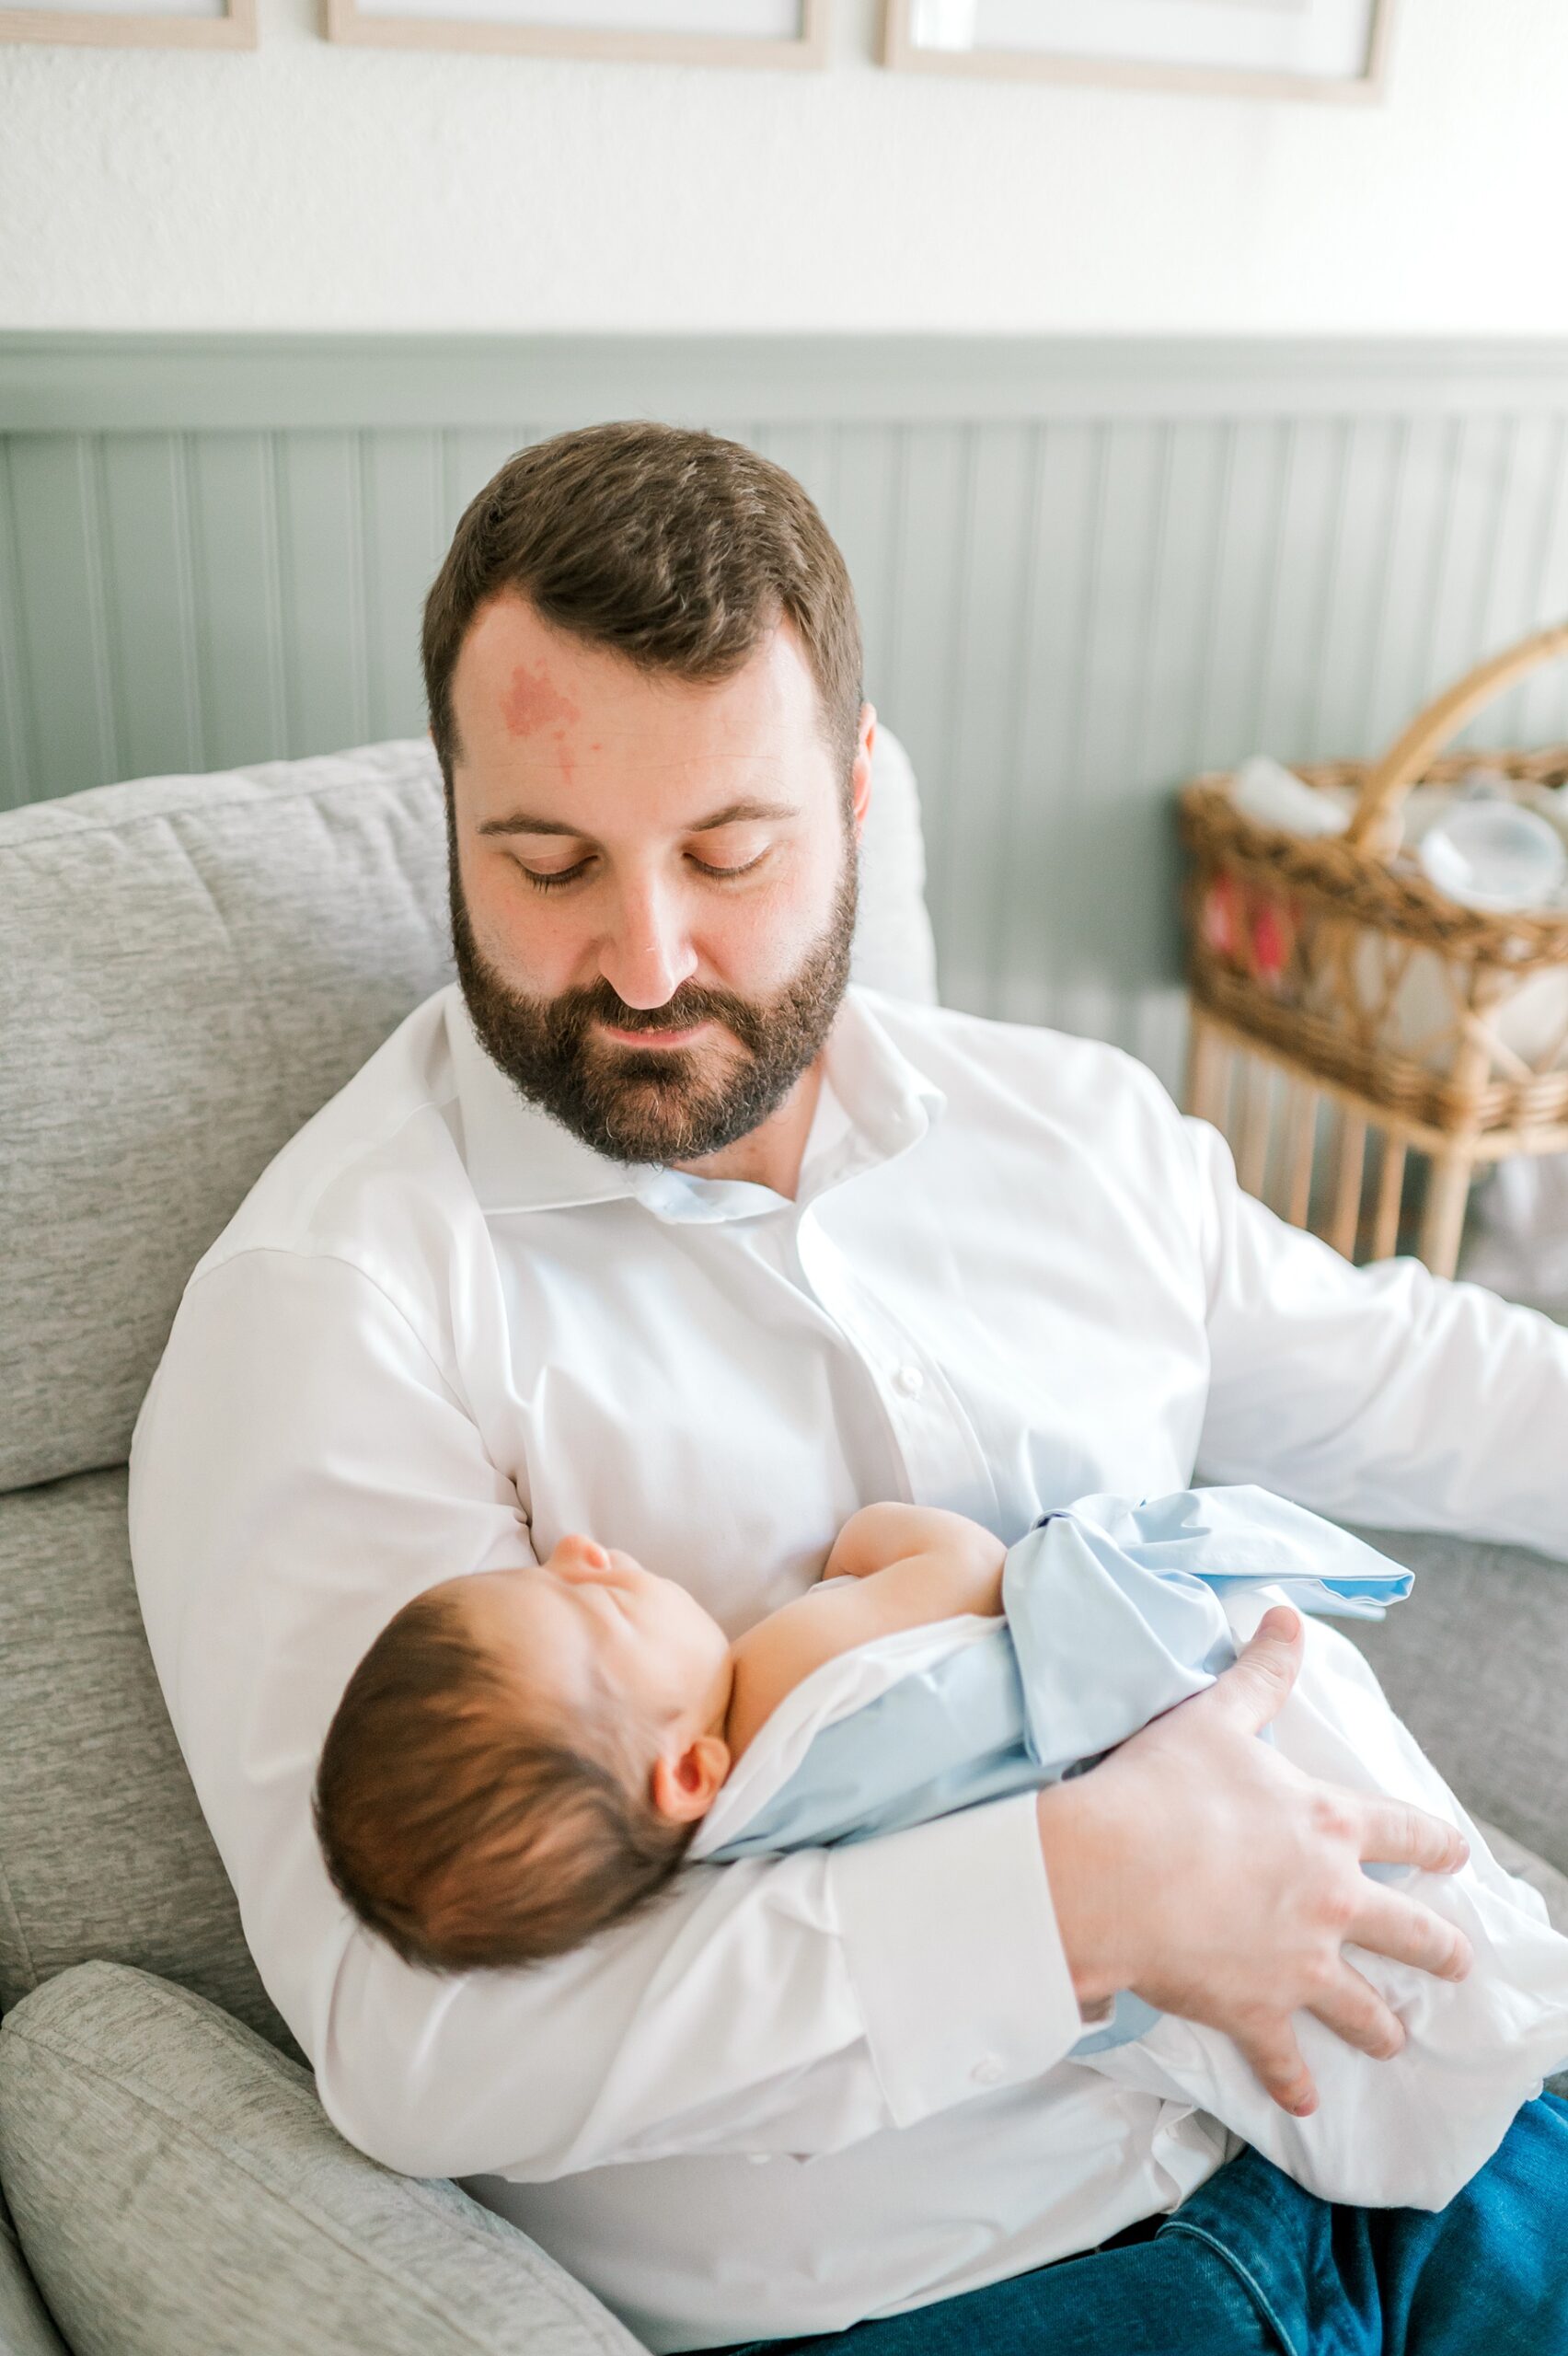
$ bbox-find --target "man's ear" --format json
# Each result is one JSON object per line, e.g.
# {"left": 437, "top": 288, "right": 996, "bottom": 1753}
{"left": 850, "top": 701, "right": 876, "bottom": 841}
{"left": 651, "top": 1733, "right": 731, "bottom": 1825}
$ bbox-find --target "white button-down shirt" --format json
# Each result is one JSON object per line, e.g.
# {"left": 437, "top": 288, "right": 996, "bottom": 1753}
{"left": 128, "top": 981, "right": 1568, "bottom": 2352}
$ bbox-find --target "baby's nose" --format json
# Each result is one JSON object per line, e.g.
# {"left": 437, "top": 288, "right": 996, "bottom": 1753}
{"left": 557, "top": 1532, "right": 609, "bottom": 1575}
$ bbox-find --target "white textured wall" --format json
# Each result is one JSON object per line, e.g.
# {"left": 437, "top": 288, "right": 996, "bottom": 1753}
{"left": 2, "top": 0, "right": 1566, "bottom": 333}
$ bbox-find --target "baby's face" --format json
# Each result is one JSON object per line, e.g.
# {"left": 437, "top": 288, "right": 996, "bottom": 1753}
{"left": 456, "top": 1533, "right": 732, "bottom": 1737}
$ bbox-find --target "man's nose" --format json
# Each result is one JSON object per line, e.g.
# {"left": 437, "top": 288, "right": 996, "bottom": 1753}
{"left": 597, "top": 874, "right": 698, "bottom": 1010}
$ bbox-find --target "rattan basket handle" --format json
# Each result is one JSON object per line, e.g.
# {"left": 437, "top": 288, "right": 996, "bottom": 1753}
{"left": 1344, "top": 618, "right": 1568, "bottom": 857}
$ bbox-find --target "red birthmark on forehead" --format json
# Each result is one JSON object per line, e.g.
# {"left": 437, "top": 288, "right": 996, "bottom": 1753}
{"left": 502, "top": 662, "right": 582, "bottom": 738}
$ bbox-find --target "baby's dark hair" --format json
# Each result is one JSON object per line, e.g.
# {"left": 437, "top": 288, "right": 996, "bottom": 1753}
{"left": 313, "top": 1581, "right": 698, "bottom": 1971}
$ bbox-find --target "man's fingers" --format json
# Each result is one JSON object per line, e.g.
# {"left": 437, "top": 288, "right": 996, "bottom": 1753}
{"left": 1233, "top": 2016, "right": 1318, "bottom": 2116}
{"left": 1347, "top": 1883, "right": 1473, "bottom": 1981}
{"left": 1304, "top": 1959, "right": 1408, "bottom": 2062}
{"left": 1356, "top": 1795, "right": 1470, "bottom": 1876}
{"left": 1203, "top": 1605, "right": 1305, "bottom": 1735}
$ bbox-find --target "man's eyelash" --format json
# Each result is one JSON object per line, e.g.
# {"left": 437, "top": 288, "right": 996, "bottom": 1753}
{"left": 518, "top": 852, "right": 768, "bottom": 894}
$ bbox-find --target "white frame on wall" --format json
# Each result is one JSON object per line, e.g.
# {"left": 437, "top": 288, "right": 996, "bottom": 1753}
{"left": 325, "top": 0, "right": 829, "bottom": 65}
{"left": 0, "top": 0, "right": 252, "bottom": 42}
{"left": 881, "top": 0, "right": 1398, "bottom": 104}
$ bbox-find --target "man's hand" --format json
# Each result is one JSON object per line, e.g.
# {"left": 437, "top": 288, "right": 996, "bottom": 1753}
{"left": 1036, "top": 1606, "right": 1473, "bottom": 2118}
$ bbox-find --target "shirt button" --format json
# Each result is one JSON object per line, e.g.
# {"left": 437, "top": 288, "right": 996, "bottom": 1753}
{"left": 746, "top": 2153, "right": 771, "bottom": 2166}
{"left": 971, "top": 2056, "right": 1003, "bottom": 2087}
{"left": 894, "top": 1365, "right": 925, "bottom": 1397}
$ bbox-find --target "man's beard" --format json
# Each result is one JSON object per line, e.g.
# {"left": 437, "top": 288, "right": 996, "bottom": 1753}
{"left": 449, "top": 835, "right": 859, "bottom": 1166}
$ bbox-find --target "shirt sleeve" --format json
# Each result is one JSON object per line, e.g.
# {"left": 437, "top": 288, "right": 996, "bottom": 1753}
{"left": 128, "top": 1247, "right": 1081, "bottom": 2185}
{"left": 1185, "top": 1111, "right": 1568, "bottom": 1561}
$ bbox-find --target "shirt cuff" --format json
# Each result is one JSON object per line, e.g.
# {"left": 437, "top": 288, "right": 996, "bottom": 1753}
{"left": 829, "top": 1789, "right": 1082, "bottom": 2131}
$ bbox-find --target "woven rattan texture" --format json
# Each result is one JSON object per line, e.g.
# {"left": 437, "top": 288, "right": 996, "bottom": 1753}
{"left": 1182, "top": 747, "right": 1568, "bottom": 1140}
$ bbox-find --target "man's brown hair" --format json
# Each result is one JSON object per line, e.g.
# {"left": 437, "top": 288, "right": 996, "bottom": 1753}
{"left": 421, "top": 419, "right": 864, "bottom": 793}
{"left": 312, "top": 1584, "right": 697, "bottom": 1973}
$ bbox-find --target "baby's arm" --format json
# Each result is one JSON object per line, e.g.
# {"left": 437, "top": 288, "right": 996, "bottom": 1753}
{"left": 725, "top": 1507, "right": 1007, "bottom": 1758}
{"left": 824, "top": 1503, "right": 1008, "bottom": 1618}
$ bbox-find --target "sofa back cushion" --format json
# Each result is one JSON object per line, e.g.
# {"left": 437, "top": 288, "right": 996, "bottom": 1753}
{"left": 3, "top": 743, "right": 452, "bottom": 1499}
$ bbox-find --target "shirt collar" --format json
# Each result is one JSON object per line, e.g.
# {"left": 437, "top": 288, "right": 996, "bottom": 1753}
{"left": 444, "top": 982, "right": 945, "bottom": 1223}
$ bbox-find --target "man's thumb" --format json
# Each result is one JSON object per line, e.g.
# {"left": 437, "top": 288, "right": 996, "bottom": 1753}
{"left": 1212, "top": 1604, "right": 1304, "bottom": 1731}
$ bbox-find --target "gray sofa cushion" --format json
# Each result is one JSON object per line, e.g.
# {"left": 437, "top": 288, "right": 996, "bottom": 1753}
{"left": 0, "top": 730, "right": 935, "bottom": 1498}
{"left": 0, "top": 1470, "right": 294, "bottom": 2056}
{"left": 0, "top": 2189, "right": 64, "bottom": 2356}
{"left": 0, "top": 742, "right": 454, "bottom": 1497}
{"left": 0, "top": 1961, "right": 640, "bottom": 2356}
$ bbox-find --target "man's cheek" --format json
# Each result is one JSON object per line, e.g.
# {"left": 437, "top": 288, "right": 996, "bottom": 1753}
{"left": 709, "top": 884, "right": 812, "bottom": 988}
{"left": 475, "top": 892, "right": 580, "bottom": 995}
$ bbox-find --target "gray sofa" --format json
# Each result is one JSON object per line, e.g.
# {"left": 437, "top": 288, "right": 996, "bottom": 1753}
{"left": 1, "top": 738, "right": 1564, "bottom": 2356}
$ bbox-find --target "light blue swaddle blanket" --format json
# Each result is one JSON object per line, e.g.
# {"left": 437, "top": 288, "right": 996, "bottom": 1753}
{"left": 708, "top": 1484, "right": 1414, "bottom": 2059}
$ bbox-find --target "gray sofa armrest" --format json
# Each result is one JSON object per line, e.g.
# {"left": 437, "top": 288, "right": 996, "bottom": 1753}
{"left": 0, "top": 2191, "right": 65, "bottom": 2356}
{"left": 0, "top": 1963, "right": 644, "bottom": 2356}
{"left": 1343, "top": 1527, "right": 1568, "bottom": 1879}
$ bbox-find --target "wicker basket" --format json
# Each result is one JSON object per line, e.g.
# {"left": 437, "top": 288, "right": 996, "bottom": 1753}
{"left": 1179, "top": 619, "right": 1568, "bottom": 1278}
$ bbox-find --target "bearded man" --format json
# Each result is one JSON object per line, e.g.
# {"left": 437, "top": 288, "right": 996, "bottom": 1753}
{"left": 131, "top": 422, "right": 1568, "bottom": 2356}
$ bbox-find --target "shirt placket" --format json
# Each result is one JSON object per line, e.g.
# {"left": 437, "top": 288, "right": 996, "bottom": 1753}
{"left": 794, "top": 1195, "right": 999, "bottom": 1519}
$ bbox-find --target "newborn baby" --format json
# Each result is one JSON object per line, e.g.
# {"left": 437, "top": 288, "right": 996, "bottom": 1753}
{"left": 314, "top": 1501, "right": 1004, "bottom": 1971}
{"left": 314, "top": 1489, "right": 1568, "bottom": 2208}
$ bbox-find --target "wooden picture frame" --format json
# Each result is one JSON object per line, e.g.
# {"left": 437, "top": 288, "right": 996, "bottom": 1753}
{"left": 0, "top": 0, "right": 252, "bottom": 42}
{"left": 881, "top": 0, "right": 1398, "bottom": 104}
{"left": 326, "top": 0, "right": 829, "bottom": 66}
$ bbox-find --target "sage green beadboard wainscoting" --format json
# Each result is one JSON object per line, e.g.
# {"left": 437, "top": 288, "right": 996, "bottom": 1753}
{"left": 6, "top": 334, "right": 1568, "bottom": 1092}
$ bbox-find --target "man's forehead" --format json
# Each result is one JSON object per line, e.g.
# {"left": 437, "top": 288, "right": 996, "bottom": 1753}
{"left": 449, "top": 595, "right": 836, "bottom": 826}
{"left": 454, "top": 595, "right": 820, "bottom": 749}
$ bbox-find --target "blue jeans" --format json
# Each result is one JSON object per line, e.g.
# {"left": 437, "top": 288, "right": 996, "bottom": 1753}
{"left": 700, "top": 2094, "right": 1568, "bottom": 2356}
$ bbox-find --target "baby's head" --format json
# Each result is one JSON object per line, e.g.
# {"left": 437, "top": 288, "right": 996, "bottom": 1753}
{"left": 313, "top": 1534, "right": 734, "bottom": 1972}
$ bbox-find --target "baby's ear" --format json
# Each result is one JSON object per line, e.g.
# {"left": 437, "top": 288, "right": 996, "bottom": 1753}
{"left": 651, "top": 1734, "right": 730, "bottom": 1824}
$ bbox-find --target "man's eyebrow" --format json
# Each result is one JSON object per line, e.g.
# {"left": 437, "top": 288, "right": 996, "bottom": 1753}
{"left": 477, "top": 797, "right": 801, "bottom": 840}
